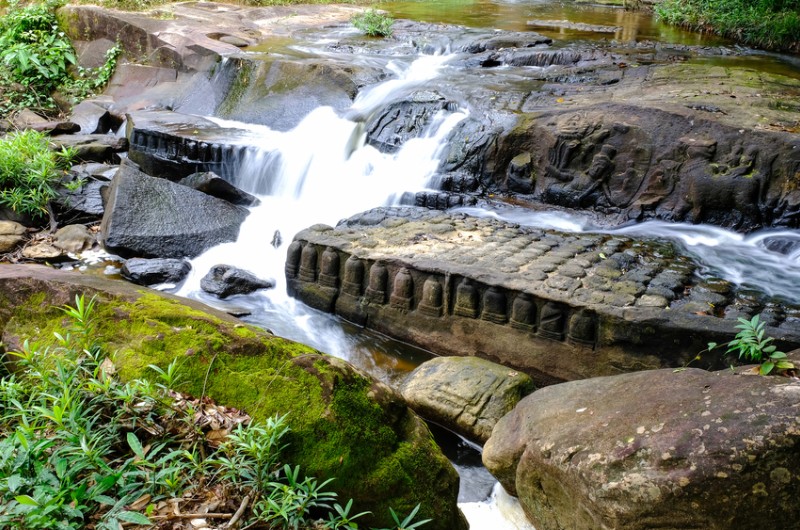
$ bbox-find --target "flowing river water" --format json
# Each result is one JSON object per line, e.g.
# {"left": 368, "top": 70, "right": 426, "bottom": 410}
{"left": 148, "top": 2, "right": 800, "bottom": 527}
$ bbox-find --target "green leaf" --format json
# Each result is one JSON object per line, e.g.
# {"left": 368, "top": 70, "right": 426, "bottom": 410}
{"left": 769, "top": 351, "right": 787, "bottom": 359}
{"left": 776, "top": 361, "right": 795, "bottom": 370}
{"left": 759, "top": 361, "right": 775, "bottom": 375}
{"left": 127, "top": 432, "right": 145, "bottom": 459}
{"left": 15, "top": 494, "right": 39, "bottom": 506}
{"left": 6, "top": 474, "right": 23, "bottom": 493}
{"left": 117, "top": 511, "right": 152, "bottom": 524}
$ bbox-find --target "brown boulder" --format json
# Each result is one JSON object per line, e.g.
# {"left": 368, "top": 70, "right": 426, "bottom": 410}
{"left": 483, "top": 365, "right": 800, "bottom": 530}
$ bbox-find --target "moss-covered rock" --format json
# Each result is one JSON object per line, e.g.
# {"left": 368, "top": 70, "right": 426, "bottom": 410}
{"left": 0, "top": 264, "right": 466, "bottom": 530}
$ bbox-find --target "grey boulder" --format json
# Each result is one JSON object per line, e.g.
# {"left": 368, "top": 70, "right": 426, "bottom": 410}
{"left": 121, "top": 257, "right": 191, "bottom": 286}
{"left": 200, "top": 264, "right": 274, "bottom": 298}
{"left": 401, "top": 356, "right": 534, "bottom": 444}
{"left": 100, "top": 164, "right": 249, "bottom": 258}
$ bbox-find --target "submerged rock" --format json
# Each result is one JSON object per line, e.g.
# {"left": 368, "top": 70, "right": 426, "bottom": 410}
{"left": 401, "top": 356, "right": 534, "bottom": 443}
{"left": 100, "top": 164, "right": 249, "bottom": 259}
{"left": 200, "top": 264, "right": 274, "bottom": 298}
{"left": 121, "top": 257, "right": 191, "bottom": 286}
{"left": 0, "top": 264, "right": 467, "bottom": 530}
{"left": 483, "top": 365, "right": 800, "bottom": 530}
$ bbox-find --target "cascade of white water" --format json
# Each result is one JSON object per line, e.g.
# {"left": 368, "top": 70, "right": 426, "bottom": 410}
{"left": 171, "top": 53, "right": 547, "bottom": 530}
{"left": 178, "top": 54, "right": 467, "bottom": 358}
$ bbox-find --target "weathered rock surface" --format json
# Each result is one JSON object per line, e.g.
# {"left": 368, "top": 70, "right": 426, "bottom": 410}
{"left": 0, "top": 264, "right": 466, "bottom": 530}
{"left": 69, "top": 97, "right": 124, "bottom": 135}
{"left": 57, "top": 178, "right": 109, "bottom": 219}
{"left": 401, "top": 356, "right": 534, "bottom": 443}
{"left": 0, "top": 221, "right": 27, "bottom": 253}
{"left": 100, "top": 164, "right": 249, "bottom": 258}
{"left": 200, "top": 264, "right": 274, "bottom": 298}
{"left": 483, "top": 365, "right": 800, "bottom": 530}
{"left": 287, "top": 207, "right": 800, "bottom": 385}
{"left": 48, "top": 134, "right": 128, "bottom": 164}
{"left": 52, "top": 224, "right": 95, "bottom": 253}
{"left": 121, "top": 257, "right": 191, "bottom": 286}
{"left": 179, "top": 171, "right": 260, "bottom": 207}
{"left": 58, "top": 3, "right": 370, "bottom": 127}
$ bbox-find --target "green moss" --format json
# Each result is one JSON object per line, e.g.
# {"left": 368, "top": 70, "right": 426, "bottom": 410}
{"left": 0, "top": 284, "right": 463, "bottom": 530}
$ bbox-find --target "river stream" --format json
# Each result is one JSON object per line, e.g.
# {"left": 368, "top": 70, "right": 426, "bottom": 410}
{"left": 155, "top": 2, "right": 800, "bottom": 528}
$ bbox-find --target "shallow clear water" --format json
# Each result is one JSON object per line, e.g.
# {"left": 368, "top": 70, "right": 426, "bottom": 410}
{"left": 382, "top": 0, "right": 731, "bottom": 46}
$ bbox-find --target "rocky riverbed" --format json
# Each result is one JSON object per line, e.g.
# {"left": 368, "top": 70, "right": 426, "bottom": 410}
{"left": 1, "top": 2, "right": 799, "bottom": 529}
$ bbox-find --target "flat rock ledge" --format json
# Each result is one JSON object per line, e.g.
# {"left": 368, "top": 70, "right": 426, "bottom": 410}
{"left": 482, "top": 365, "right": 800, "bottom": 530}
{"left": 287, "top": 207, "right": 800, "bottom": 385}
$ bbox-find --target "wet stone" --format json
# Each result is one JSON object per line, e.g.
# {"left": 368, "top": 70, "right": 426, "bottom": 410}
{"left": 535, "top": 259, "right": 563, "bottom": 273}
{"left": 622, "top": 269, "right": 655, "bottom": 283}
{"left": 697, "top": 279, "right": 733, "bottom": 295}
{"left": 611, "top": 281, "right": 645, "bottom": 297}
{"left": 546, "top": 275, "right": 580, "bottom": 292}
{"left": 594, "top": 265, "right": 622, "bottom": 279}
{"left": 645, "top": 285, "right": 676, "bottom": 301}
{"left": 558, "top": 264, "right": 587, "bottom": 279}
{"left": 636, "top": 294, "right": 669, "bottom": 308}
{"left": 582, "top": 275, "right": 612, "bottom": 291}
{"left": 687, "top": 289, "right": 728, "bottom": 307}
{"left": 675, "top": 301, "right": 715, "bottom": 315}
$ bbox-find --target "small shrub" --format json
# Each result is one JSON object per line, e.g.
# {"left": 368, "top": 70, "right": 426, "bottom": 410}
{"left": 351, "top": 9, "right": 394, "bottom": 38}
{"left": 0, "top": 130, "right": 73, "bottom": 219}
{"left": 704, "top": 315, "right": 796, "bottom": 375}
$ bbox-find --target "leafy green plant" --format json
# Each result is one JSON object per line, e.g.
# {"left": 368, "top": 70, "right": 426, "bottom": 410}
{"left": 0, "top": 130, "right": 72, "bottom": 220}
{"left": 351, "top": 9, "right": 394, "bottom": 38}
{"left": 704, "top": 315, "right": 795, "bottom": 375}
{"left": 656, "top": 0, "right": 800, "bottom": 51}
{"left": 0, "top": 1, "right": 121, "bottom": 116}
{"left": 376, "top": 504, "right": 432, "bottom": 530}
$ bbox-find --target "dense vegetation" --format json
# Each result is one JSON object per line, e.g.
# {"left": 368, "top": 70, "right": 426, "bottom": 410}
{"left": 656, "top": 0, "right": 800, "bottom": 51}
{"left": 0, "top": 130, "right": 73, "bottom": 220}
{"left": 0, "top": 296, "right": 431, "bottom": 529}
{"left": 0, "top": 0, "right": 120, "bottom": 117}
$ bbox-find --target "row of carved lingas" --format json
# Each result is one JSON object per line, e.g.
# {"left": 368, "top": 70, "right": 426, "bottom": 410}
{"left": 286, "top": 242, "right": 597, "bottom": 346}
{"left": 130, "top": 130, "right": 238, "bottom": 163}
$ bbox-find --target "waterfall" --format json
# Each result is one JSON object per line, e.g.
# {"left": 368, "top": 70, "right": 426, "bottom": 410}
{"left": 170, "top": 52, "right": 546, "bottom": 529}
{"left": 177, "top": 55, "right": 467, "bottom": 362}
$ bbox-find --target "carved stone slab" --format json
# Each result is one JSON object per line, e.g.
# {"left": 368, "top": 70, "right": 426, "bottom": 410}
{"left": 287, "top": 207, "right": 800, "bottom": 385}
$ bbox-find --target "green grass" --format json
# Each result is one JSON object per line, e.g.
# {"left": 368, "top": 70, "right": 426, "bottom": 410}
{"left": 0, "top": 295, "right": 433, "bottom": 530}
{"left": 0, "top": 130, "right": 74, "bottom": 221}
{"left": 656, "top": 0, "right": 800, "bottom": 51}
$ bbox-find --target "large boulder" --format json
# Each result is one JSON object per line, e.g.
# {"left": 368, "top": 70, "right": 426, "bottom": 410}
{"left": 483, "top": 366, "right": 800, "bottom": 530}
{"left": 100, "top": 164, "right": 249, "bottom": 258}
{"left": 401, "top": 356, "right": 534, "bottom": 443}
{"left": 0, "top": 264, "right": 467, "bottom": 530}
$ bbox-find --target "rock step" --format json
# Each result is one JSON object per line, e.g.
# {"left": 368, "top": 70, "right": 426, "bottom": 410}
{"left": 287, "top": 207, "right": 800, "bottom": 385}
{"left": 126, "top": 110, "right": 261, "bottom": 181}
